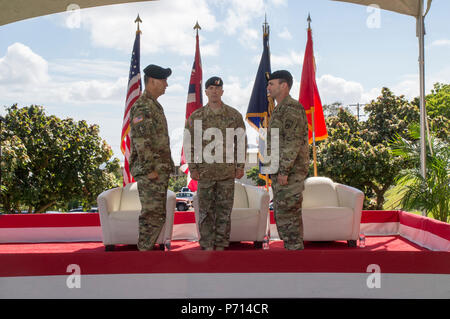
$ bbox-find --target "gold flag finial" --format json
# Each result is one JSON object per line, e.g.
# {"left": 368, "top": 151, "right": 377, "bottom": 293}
{"left": 135, "top": 14, "right": 142, "bottom": 34}
{"left": 263, "top": 13, "right": 269, "bottom": 35}
{"left": 193, "top": 21, "right": 201, "bottom": 35}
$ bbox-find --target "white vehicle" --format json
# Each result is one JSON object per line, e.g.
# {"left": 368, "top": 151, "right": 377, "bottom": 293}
{"left": 175, "top": 192, "right": 195, "bottom": 211}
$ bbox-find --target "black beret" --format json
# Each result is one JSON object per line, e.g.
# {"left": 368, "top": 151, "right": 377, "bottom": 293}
{"left": 268, "top": 70, "right": 293, "bottom": 83}
{"left": 143, "top": 64, "right": 172, "bottom": 79}
{"left": 205, "top": 76, "right": 223, "bottom": 89}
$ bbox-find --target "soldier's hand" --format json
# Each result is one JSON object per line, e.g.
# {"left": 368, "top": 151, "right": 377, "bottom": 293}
{"left": 277, "top": 174, "right": 288, "bottom": 185}
{"left": 191, "top": 170, "right": 200, "bottom": 181}
{"left": 148, "top": 171, "right": 159, "bottom": 180}
{"left": 235, "top": 168, "right": 244, "bottom": 179}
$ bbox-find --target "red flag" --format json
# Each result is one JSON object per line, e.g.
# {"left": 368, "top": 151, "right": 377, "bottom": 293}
{"left": 299, "top": 27, "right": 328, "bottom": 144}
{"left": 121, "top": 31, "right": 142, "bottom": 186}
{"left": 180, "top": 28, "right": 203, "bottom": 192}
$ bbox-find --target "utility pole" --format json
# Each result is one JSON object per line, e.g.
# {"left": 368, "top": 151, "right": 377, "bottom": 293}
{"left": 348, "top": 103, "right": 366, "bottom": 121}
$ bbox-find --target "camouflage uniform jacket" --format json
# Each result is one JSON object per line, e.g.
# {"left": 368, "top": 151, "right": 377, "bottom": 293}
{"left": 185, "top": 103, "right": 247, "bottom": 181}
{"left": 268, "top": 95, "right": 309, "bottom": 177}
{"left": 129, "top": 92, "right": 174, "bottom": 178}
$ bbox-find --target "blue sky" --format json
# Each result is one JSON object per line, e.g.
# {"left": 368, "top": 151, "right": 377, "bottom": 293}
{"left": 1, "top": 0, "right": 449, "bottom": 165}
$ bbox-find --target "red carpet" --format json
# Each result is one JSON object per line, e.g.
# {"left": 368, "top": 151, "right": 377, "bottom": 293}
{"left": 0, "top": 236, "right": 427, "bottom": 254}
{"left": 1, "top": 236, "right": 449, "bottom": 278}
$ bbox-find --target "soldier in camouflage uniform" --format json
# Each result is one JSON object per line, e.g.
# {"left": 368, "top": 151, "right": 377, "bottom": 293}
{"left": 129, "top": 64, "right": 175, "bottom": 251}
{"left": 185, "top": 76, "right": 247, "bottom": 251}
{"left": 267, "top": 70, "right": 309, "bottom": 250}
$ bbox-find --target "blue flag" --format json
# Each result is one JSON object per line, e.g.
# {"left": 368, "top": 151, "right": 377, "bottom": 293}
{"left": 246, "top": 28, "right": 271, "bottom": 131}
{"left": 246, "top": 22, "right": 273, "bottom": 183}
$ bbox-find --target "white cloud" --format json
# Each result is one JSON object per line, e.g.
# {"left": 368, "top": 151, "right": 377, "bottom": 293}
{"left": 166, "top": 83, "right": 186, "bottom": 94}
{"left": 390, "top": 74, "right": 419, "bottom": 100}
{"left": 312, "top": 70, "right": 449, "bottom": 109}
{"left": 271, "top": 50, "right": 303, "bottom": 69}
{"left": 200, "top": 39, "right": 221, "bottom": 57}
{"left": 278, "top": 27, "right": 292, "bottom": 40}
{"left": 222, "top": 75, "right": 254, "bottom": 114}
{"left": 49, "top": 59, "right": 128, "bottom": 80}
{"left": 317, "top": 74, "right": 372, "bottom": 105}
{"left": 66, "top": 77, "right": 127, "bottom": 103}
{"left": 222, "top": 0, "right": 265, "bottom": 35}
{"left": 268, "top": 0, "right": 288, "bottom": 6}
{"left": 0, "top": 42, "right": 49, "bottom": 85}
{"left": 390, "top": 67, "right": 450, "bottom": 101}
{"left": 0, "top": 45, "right": 130, "bottom": 106}
{"left": 238, "top": 28, "right": 259, "bottom": 49}
{"left": 431, "top": 39, "right": 450, "bottom": 47}
{"left": 60, "top": 0, "right": 219, "bottom": 56}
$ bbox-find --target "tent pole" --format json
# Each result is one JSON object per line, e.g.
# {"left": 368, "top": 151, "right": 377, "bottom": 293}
{"left": 418, "top": 0, "right": 427, "bottom": 216}
{"left": 312, "top": 108, "right": 318, "bottom": 177}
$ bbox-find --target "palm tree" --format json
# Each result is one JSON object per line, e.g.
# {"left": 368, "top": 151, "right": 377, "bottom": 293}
{"left": 390, "top": 124, "right": 449, "bottom": 223}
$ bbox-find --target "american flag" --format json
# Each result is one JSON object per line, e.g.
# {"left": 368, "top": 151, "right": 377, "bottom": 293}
{"left": 180, "top": 29, "right": 203, "bottom": 192}
{"left": 121, "top": 31, "right": 142, "bottom": 186}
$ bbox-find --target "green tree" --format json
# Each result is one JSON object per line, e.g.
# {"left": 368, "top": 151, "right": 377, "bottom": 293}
{"left": 0, "top": 131, "right": 30, "bottom": 212}
{"left": 362, "top": 87, "right": 419, "bottom": 145}
{"left": 1, "top": 104, "right": 121, "bottom": 213}
{"left": 316, "top": 88, "right": 419, "bottom": 209}
{"left": 316, "top": 108, "right": 403, "bottom": 209}
{"left": 322, "top": 101, "right": 349, "bottom": 118}
{"left": 412, "top": 82, "right": 450, "bottom": 143}
{"left": 390, "top": 124, "right": 449, "bottom": 222}
{"left": 413, "top": 82, "right": 450, "bottom": 119}
{"left": 315, "top": 85, "right": 449, "bottom": 212}
{"left": 246, "top": 166, "right": 266, "bottom": 186}
{"left": 168, "top": 174, "right": 187, "bottom": 192}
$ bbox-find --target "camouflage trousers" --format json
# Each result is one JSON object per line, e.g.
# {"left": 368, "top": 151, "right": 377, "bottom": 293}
{"left": 197, "top": 178, "right": 235, "bottom": 249}
{"left": 135, "top": 174, "right": 169, "bottom": 251}
{"left": 272, "top": 174, "right": 305, "bottom": 250}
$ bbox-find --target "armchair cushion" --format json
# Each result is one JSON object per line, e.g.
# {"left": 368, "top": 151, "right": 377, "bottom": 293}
{"left": 230, "top": 208, "right": 262, "bottom": 241}
{"left": 233, "top": 182, "right": 249, "bottom": 208}
{"left": 97, "top": 182, "right": 176, "bottom": 249}
{"left": 119, "top": 182, "right": 142, "bottom": 211}
{"left": 303, "top": 207, "right": 354, "bottom": 241}
{"left": 302, "top": 177, "right": 339, "bottom": 208}
{"left": 193, "top": 181, "right": 270, "bottom": 245}
{"left": 109, "top": 210, "right": 140, "bottom": 221}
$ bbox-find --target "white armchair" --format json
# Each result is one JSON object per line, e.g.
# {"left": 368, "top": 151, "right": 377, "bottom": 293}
{"left": 301, "top": 177, "right": 364, "bottom": 246}
{"left": 193, "top": 181, "right": 271, "bottom": 248}
{"left": 97, "top": 182, "right": 176, "bottom": 251}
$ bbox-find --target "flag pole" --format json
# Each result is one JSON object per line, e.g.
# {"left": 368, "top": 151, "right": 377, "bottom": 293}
{"left": 180, "top": 21, "right": 203, "bottom": 192}
{"left": 263, "top": 15, "right": 270, "bottom": 191}
{"left": 121, "top": 15, "right": 142, "bottom": 186}
{"left": 307, "top": 14, "right": 318, "bottom": 177}
{"left": 312, "top": 107, "right": 317, "bottom": 177}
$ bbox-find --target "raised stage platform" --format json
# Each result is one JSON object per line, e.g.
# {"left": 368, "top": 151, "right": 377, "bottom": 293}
{"left": 0, "top": 210, "right": 449, "bottom": 299}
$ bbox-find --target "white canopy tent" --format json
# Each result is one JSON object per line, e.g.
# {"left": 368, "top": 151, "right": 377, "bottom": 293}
{"left": 0, "top": 0, "right": 153, "bottom": 26}
{"left": 333, "top": 0, "right": 432, "bottom": 193}
{"left": 332, "top": 0, "right": 431, "bottom": 16}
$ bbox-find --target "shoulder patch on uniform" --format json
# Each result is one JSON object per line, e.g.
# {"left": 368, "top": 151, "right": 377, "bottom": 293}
{"left": 133, "top": 115, "right": 144, "bottom": 124}
{"left": 285, "top": 119, "right": 294, "bottom": 129}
